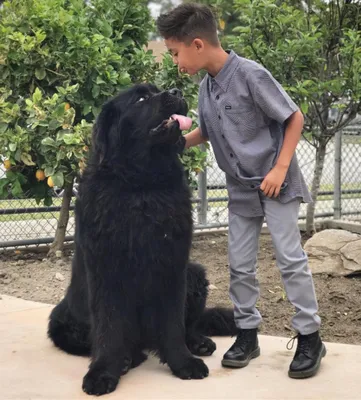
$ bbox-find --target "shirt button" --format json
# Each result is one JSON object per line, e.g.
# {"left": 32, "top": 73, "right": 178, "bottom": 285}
{"left": 230, "top": 153, "right": 234, "bottom": 158}
{"left": 216, "top": 95, "right": 220, "bottom": 100}
{"left": 218, "top": 115, "right": 221, "bottom": 119}
{"left": 221, "top": 134, "right": 225, "bottom": 138}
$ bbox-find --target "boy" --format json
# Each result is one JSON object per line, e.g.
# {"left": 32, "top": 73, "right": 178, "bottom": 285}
{"left": 156, "top": 3, "right": 326, "bottom": 379}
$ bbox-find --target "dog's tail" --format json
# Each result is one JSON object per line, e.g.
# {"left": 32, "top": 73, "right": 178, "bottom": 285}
{"left": 196, "top": 307, "right": 238, "bottom": 337}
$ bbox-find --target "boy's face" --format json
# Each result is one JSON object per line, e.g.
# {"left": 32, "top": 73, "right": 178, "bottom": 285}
{"left": 164, "top": 38, "right": 205, "bottom": 76}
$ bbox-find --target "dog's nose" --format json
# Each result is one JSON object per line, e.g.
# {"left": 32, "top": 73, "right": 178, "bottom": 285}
{"left": 169, "top": 88, "right": 183, "bottom": 98}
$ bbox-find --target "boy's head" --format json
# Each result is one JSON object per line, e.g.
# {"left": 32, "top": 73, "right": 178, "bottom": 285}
{"left": 156, "top": 3, "right": 220, "bottom": 75}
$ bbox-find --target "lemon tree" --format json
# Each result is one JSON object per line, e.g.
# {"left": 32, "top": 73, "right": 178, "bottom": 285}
{"left": 0, "top": 0, "right": 156, "bottom": 254}
{"left": 0, "top": 0, "right": 209, "bottom": 253}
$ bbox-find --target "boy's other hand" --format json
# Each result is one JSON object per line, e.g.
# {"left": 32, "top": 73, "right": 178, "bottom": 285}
{"left": 260, "top": 165, "right": 288, "bottom": 198}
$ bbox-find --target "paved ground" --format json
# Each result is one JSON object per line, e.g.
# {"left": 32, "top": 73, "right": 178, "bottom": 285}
{"left": 1, "top": 295, "right": 360, "bottom": 400}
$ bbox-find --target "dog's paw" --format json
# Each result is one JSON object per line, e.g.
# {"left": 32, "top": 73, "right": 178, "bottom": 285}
{"left": 172, "top": 357, "right": 209, "bottom": 380}
{"left": 187, "top": 335, "right": 217, "bottom": 356}
{"left": 82, "top": 369, "right": 119, "bottom": 396}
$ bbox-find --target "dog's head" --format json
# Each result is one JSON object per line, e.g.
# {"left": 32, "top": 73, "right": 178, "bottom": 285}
{"left": 92, "top": 84, "right": 189, "bottom": 165}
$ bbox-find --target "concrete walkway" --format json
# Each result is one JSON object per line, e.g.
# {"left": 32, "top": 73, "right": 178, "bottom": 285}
{"left": 0, "top": 295, "right": 360, "bottom": 400}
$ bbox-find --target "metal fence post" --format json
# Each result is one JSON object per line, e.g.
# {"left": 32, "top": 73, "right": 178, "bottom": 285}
{"left": 197, "top": 143, "right": 208, "bottom": 225}
{"left": 333, "top": 129, "right": 342, "bottom": 219}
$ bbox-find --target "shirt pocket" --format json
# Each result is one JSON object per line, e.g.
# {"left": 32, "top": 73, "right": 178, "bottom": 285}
{"left": 223, "top": 101, "right": 258, "bottom": 140}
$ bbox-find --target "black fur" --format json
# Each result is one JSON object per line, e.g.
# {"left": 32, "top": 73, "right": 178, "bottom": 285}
{"left": 47, "top": 84, "right": 237, "bottom": 396}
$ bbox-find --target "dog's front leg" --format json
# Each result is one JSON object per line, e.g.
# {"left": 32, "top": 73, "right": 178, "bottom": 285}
{"left": 82, "top": 270, "right": 136, "bottom": 396}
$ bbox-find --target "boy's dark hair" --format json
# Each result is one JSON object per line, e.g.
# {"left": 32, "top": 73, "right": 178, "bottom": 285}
{"left": 156, "top": 3, "right": 219, "bottom": 47}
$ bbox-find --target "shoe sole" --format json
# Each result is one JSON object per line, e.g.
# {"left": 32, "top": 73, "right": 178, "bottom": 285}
{"left": 288, "top": 343, "right": 327, "bottom": 379}
{"left": 221, "top": 347, "right": 260, "bottom": 368}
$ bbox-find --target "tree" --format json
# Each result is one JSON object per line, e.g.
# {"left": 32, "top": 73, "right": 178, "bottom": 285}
{"left": 0, "top": 0, "right": 206, "bottom": 253}
{"left": 0, "top": 0, "right": 153, "bottom": 254}
{"left": 223, "top": 0, "right": 361, "bottom": 234}
{"left": 183, "top": 0, "right": 240, "bottom": 38}
{"left": 148, "top": 0, "right": 178, "bottom": 14}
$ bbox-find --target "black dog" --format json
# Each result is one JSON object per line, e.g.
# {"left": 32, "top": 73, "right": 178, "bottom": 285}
{"left": 48, "top": 84, "right": 237, "bottom": 396}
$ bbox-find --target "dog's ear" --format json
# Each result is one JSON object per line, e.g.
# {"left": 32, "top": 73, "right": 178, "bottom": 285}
{"left": 92, "top": 102, "right": 118, "bottom": 164}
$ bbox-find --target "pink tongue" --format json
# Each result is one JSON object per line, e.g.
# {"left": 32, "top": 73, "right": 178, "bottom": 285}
{"left": 171, "top": 114, "right": 192, "bottom": 130}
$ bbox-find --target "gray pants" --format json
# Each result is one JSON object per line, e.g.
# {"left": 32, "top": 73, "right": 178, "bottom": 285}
{"left": 228, "top": 196, "right": 321, "bottom": 335}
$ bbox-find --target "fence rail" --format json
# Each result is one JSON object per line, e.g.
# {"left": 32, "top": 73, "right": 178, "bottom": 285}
{"left": 1, "top": 132, "right": 361, "bottom": 249}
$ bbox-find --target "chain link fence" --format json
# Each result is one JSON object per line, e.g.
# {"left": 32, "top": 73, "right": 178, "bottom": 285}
{"left": 1, "top": 131, "right": 361, "bottom": 249}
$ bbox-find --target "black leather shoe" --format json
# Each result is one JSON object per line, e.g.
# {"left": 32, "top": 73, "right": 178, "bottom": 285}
{"left": 288, "top": 331, "right": 326, "bottom": 379}
{"left": 222, "top": 328, "right": 260, "bottom": 368}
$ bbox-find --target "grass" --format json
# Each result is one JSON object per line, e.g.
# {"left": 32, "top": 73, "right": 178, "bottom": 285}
{"left": 0, "top": 198, "right": 75, "bottom": 223}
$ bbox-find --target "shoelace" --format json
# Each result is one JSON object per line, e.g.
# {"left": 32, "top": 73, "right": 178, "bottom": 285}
{"left": 287, "top": 334, "right": 311, "bottom": 354}
{"left": 235, "top": 332, "right": 253, "bottom": 350}
{"left": 287, "top": 335, "right": 297, "bottom": 350}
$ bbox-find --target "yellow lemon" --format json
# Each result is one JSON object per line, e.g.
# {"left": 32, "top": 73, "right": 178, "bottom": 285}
{"left": 35, "top": 169, "right": 46, "bottom": 181}
{"left": 4, "top": 159, "right": 11, "bottom": 170}
{"left": 47, "top": 176, "right": 54, "bottom": 187}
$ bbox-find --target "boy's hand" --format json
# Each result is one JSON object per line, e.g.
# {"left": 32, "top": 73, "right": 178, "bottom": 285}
{"left": 260, "top": 165, "right": 288, "bottom": 198}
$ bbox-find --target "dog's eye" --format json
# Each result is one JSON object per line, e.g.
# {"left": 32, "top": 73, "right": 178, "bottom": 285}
{"left": 137, "top": 95, "right": 149, "bottom": 103}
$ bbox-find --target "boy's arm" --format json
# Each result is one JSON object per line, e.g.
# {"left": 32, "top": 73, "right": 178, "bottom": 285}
{"left": 184, "top": 127, "right": 208, "bottom": 149}
{"left": 249, "top": 67, "right": 303, "bottom": 198}
{"left": 260, "top": 110, "right": 304, "bottom": 197}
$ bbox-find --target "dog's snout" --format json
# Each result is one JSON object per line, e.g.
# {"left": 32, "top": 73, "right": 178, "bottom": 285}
{"left": 169, "top": 88, "right": 183, "bottom": 98}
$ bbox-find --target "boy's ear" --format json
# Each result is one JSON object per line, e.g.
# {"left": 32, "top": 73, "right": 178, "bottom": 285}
{"left": 193, "top": 38, "right": 205, "bottom": 52}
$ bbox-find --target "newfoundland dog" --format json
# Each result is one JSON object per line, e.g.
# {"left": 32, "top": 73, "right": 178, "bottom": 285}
{"left": 48, "top": 84, "right": 237, "bottom": 396}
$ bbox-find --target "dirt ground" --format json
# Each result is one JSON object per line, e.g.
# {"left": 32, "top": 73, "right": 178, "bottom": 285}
{"left": 1, "top": 232, "right": 360, "bottom": 345}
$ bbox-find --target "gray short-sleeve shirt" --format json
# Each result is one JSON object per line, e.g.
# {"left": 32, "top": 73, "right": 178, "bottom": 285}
{"left": 198, "top": 50, "right": 312, "bottom": 218}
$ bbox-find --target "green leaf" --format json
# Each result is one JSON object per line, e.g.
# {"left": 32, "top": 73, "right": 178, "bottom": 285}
{"left": 300, "top": 102, "right": 309, "bottom": 115}
{"left": 54, "top": 103, "right": 66, "bottom": 118}
{"left": 0, "top": 178, "right": 8, "bottom": 189}
{"left": 44, "top": 166, "right": 55, "bottom": 177}
{"left": 92, "top": 84, "right": 100, "bottom": 98}
{"left": 6, "top": 171, "right": 17, "bottom": 181}
{"left": 96, "top": 76, "right": 106, "bottom": 85}
{"left": 0, "top": 123, "right": 8, "bottom": 134}
{"left": 0, "top": 179, "right": 9, "bottom": 199}
{"left": 48, "top": 119, "right": 60, "bottom": 130}
{"left": 9, "top": 143, "right": 17, "bottom": 152}
{"left": 102, "top": 21, "right": 113, "bottom": 38}
{"left": 83, "top": 103, "right": 92, "bottom": 115}
{"left": 33, "top": 88, "right": 42, "bottom": 103}
{"left": 41, "top": 137, "right": 57, "bottom": 147}
{"left": 14, "top": 149, "right": 21, "bottom": 162}
{"left": 44, "top": 196, "right": 53, "bottom": 207}
{"left": 119, "top": 71, "right": 131, "bottom": 86}
{"left": 35, "top": 30, "right": 46, "bottom": 43}
{"left": 20, "top": 153, "right": 36, "bottom": 166}
{"left": 35, "top": 68, "right": 46, "bottom": 80}
{"left": 63, "top": 133, "right": 81, "bottom": 145}
{"left": 11, "top": 180, "right": 23, "bottom": 197}
{"left": 17, "top": 173, "right": 27, "bottom": 185}
{"left": 51, "top": 171, "right": 64, "bottom": 188}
